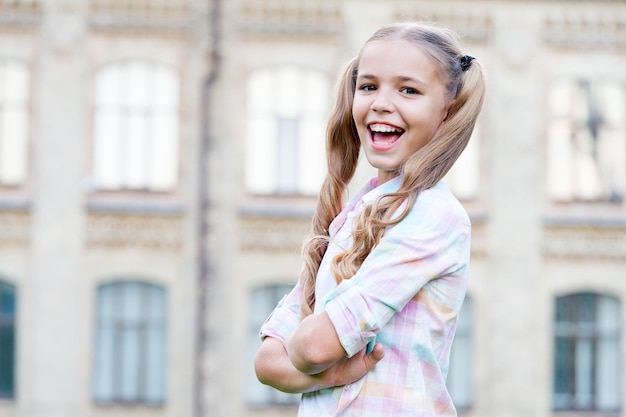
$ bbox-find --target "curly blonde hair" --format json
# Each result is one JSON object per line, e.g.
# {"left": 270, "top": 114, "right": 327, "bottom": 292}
{"left": 299, "top": 22, "right": 486, "bottom": 318}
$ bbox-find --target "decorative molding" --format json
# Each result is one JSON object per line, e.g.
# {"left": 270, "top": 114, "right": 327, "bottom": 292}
{"left": 394, "top": 4, "right": 493, "bottom": 43}
{"left": 0, "top": 210, "right": 29, "bottom": 248}
{"left": 239, "top": 215, "right": 311, "bottom": 252}
{"left": 89, "top": 0, "right": 189, "bottom": 15}
{"left": 543, "top": 225, "right": 626, "bottom": 261}
{"left": 89, "top": 0, "right": 192, "bottom": 31}
{"left": 86, "top": 212, "right": 182, "bottom": 250}
{"left": 0, "top": 0, "right": 41, "bottom": 26}
{"left": 543, "top": 9, "right": 626, "bottom": 49}
{"left": 239, "top": 0, "right": 341, "bottom": 35}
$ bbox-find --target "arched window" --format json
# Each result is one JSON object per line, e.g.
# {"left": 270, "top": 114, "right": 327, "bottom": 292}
{"left": 447, "top": 296, "right": 473, "bottom": 409}
{"left": 245, "top": 65, "right": 329, "bottom": 196}
{"left": 0, "top": 59, "right": 29, "bottom": 186}
{"left": 93, "top": 281, "right": 167, "bottom": 404}
{"left": 445, "top": 124, "right": 481, "bottom": 200}
{"left": 93, "top": 60, "right": 179, "bottom": 191}
{"left": 546, "top": 80, "right": 626, "bottom": 203}
{"left": 246, "top": 283, "right": 299, "bottom": 405}
{"left": 0, "top": 280, "right": 17, "bottom": 398}
{"left": 553, "top": 292, "right": 621, "bottom": 411}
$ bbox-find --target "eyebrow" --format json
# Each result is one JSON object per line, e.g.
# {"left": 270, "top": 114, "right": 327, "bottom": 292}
{"left": 356, "top": 73, "right": 429, "bottom": 89}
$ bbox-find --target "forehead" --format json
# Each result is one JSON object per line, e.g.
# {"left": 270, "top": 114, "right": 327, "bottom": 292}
{"left": 357, "top": 38, "right": 442, "bottom": 83}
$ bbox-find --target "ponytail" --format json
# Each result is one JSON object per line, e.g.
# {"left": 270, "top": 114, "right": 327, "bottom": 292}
{"left": 299, "top": 58, "right": 361, "bottom": 318}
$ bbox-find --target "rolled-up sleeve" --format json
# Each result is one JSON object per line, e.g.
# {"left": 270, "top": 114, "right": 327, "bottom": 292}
{"left": 259, "top": 281, "right": 302, "bottom": 343}
{"left": 323, "top": 199, "right": 471, "bottom": 358}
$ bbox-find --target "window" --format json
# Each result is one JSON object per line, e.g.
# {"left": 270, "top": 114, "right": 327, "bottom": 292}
{"left": 553, "top": 292, "right": 621, "bottom": 411}
{"left": 546, "top": 80, "right": 626, "bottom": 203}
{"left": 93, "top": 281, "right": 167, "bottom": 404}
{"left": 246, "top": 283, "right": 299, "bottom": 405}
{"left": 445, "top": 124, "right": 481, "bottom": 200}
{"left": 0, "top": 59, "right": 29, "bottom": 186}
{"left": 245, "top": 65, "right": 328, "bottom": 196}
{"left": 0, "top": 280, "right": 16, "bottom": 398}
{"left": 447, "top": 296, "right": 473, "bottom": 409}
{"left": 93, "top": 60, "right": 179, "bottom": 191}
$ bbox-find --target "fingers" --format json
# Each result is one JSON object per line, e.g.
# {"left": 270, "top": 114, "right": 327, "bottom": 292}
{"left": 363, "top": 343, "right": 384, "bottom": 370}
{"left": 370, "top": 343, "right": 385, "bottom": 361}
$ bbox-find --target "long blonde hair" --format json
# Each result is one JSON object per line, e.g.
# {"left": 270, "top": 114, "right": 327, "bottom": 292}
{"left": 299, "top": 22, "right": 486, "bottom": 317}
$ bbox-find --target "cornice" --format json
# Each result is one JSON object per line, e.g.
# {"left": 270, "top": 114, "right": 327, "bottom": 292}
{"left": 86, "top": 212, "right": 182, "bottom": 250}
{"left": 0, "top": 210, "right": 29, "bottom": 248}
{"left": 544, "top": 224, "right": 626, "bottom": 261}
{"left": 239, "top": 214, "right": 311, "bottom": 253}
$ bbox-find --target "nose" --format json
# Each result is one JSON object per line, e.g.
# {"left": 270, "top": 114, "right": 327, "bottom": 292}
{"left": 370, "top": 89, "right": 394, "bottom": 113}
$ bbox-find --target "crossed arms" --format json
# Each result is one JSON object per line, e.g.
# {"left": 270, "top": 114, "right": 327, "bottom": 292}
{"left": 254, "top": 311, "right": 384, "bottom": 394}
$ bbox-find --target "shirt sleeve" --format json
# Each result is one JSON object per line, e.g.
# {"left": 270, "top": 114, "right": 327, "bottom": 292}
{"left": 259, "top": 280, "right": 303, "bottom": 343}
{"left": 323, "top": 197, "right": 471, "bottom": 357}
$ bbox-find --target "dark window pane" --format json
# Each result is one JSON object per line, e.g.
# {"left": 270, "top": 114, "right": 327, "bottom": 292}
{"left": 553, "top": 293, "right": 621, "bottom": 412}
{"left": 0, "top": 281, "right": 16, "bottom": 398}
{"left": 93, "top": 281, "right": 166, "bottom": 404}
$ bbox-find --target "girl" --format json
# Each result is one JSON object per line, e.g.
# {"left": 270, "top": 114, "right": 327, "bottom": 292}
{"left": 254, "top": 21, "right": 486, "bottom": 416}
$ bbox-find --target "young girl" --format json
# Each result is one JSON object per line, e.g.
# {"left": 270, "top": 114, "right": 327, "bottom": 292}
{"left": 254, "top": 21, "right": 486, "bottom": 416}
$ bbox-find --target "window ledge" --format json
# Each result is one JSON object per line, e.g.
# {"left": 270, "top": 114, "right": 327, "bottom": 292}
{"left": 544, "top": 213, "right": 626, "bottom": 229}
{"left": 87, "top": 199, "right": 183, "bottom": 216}
{"left": 553, "top": 411, "right": 621, "bottom": 417}
{"left": 239, "top": 196, "right": 317, "bottom": 219}
{"left": 0, "top": 196, "right": 30, "bottom": 212}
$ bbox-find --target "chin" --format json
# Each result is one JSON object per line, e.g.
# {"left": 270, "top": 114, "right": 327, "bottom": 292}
{"left": 368, "top": 159, "right": 401, "bottom": 173}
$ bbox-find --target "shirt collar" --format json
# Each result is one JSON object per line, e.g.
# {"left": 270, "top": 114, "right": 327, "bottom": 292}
{"left": 360, "top": 175, "right": 404, "bottom": 204}
{"left": 328, "top": 176, "right": 403, "bottom": 238}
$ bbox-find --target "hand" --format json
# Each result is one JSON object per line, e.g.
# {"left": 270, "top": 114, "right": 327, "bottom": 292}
{"left": 314, "top": 343, "right": 384, "bottom": 388}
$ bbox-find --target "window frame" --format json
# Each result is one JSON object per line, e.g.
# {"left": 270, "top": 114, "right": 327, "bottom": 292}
{"left": 244, "top": 64, "right": 329, "bottom": 197}
{"left": 0, "top": 280, "right": 17, "bottom": 399}
{"left": 92, "top": 59, "right": 180, "bottom": 193}
{"left": 0, "top": 58, "right": 30, "bottom": 187}
{"left": 246, "top": 282, "right": 300, "bottom": 407}
{"left": 93, "top": 280, "right": 167, "bottom": 406}
{"left": 553, "top": 292, "right": 622, "bottom": 412}
{"left": 446, "top": 295, "right": 473, "bottom": 409}
{"left": 444, "top": 123, "right": 482, "bottom": 201}
{"left": 545, "top": 79, "right": 626, "bottom": 205}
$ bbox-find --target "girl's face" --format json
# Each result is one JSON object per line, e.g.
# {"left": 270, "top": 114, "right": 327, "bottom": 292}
{"left": 352, "top": 38, "right": 451, "bottom": 184}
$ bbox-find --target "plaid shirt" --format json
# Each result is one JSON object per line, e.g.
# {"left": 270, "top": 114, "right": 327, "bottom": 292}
{"left": 260, "top": 177, "right": 471, "bottom": 416}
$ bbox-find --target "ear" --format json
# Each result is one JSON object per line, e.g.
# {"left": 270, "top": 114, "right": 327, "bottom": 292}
{"left": 442, "top": 99, "right": 456, "bottom": 121}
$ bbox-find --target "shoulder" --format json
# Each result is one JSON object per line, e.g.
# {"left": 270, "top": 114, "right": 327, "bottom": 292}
{"left": 406, "top": 181, "right": 470, "bottom": 231}
{"left": 382, "top": 181, "right": 471, "bottom": 246}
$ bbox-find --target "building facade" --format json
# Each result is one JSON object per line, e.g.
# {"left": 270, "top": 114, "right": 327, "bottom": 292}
{"left": 0, "top": 1, "right": 625, "bottom": 417}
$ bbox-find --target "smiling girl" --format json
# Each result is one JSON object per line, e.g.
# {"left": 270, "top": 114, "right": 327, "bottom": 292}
{"left": 254, "top": 22, "right": 486, "bottom": 416}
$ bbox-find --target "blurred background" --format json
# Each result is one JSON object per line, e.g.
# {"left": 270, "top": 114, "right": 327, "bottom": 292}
{"left": 0, "top": 0, "right": 625, "bottom": 416}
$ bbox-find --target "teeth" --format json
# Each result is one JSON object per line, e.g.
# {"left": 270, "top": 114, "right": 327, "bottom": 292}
{"left": 370, "top": 124, "right": 402, "bottom": 133}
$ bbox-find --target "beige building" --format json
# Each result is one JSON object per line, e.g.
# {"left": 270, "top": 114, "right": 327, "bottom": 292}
{"left": 0, "top": 1, "right": 625, "bottom": 417}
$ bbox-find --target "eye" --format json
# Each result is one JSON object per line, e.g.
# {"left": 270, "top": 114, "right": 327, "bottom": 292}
{"left": 400, "top": 87, "right": 419, "bottom": 95}
{"left": 358, "top": 84, "right": 377, "bottom": 92}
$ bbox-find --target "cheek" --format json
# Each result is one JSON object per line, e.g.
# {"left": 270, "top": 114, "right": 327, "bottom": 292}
{"left": 352, "top": 96, "right": 369, "bottom": 122}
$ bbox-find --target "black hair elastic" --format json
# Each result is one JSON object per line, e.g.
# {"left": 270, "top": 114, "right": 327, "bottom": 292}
{"left": 460, "top": 55, "right": 475, "bottom": 71}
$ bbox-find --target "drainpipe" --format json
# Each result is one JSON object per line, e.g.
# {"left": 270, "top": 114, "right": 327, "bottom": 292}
{"left": 196, "top": 0, "right": 222, "bottom": 415}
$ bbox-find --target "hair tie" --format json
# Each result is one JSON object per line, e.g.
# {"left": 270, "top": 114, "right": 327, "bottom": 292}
{"left": 460, "top": 55, "right": 475, "bottom": 72}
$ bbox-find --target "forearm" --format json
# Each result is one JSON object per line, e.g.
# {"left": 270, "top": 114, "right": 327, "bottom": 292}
{"left": 255, "top": 336, "right": 385, "bottom": 394}
{"left": 254, "top": 337, "right": 330, "bottom": 393}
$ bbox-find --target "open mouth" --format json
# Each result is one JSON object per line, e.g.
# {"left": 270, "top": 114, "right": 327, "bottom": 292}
{"left": 368, "top": 123, "right": 404, "bottom": 149}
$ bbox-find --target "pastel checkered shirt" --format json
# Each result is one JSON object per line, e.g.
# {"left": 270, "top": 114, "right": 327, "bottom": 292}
{"left": 260, "top": 177, "right": 471, "bottom": 416}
